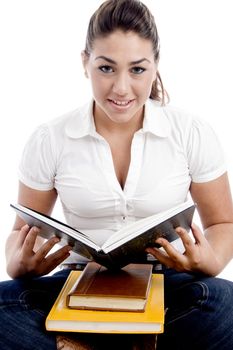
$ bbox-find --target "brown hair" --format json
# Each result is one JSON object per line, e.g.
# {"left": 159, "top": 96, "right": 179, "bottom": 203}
{"left": 84, "top": 0, "right": 168, "bottom": 104}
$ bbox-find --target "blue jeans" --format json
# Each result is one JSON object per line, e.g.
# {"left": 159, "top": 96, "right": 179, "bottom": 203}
{"left": 157, "top": 269, "right": 233, "bottom": 349}
{"left": 0, "top": 268, "right": 233, "bottom": 350}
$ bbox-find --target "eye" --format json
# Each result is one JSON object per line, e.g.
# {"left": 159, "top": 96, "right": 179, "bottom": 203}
{"left": 98, "top": 65, "right": 114, "bottom": 73}
{"left": 131, "top": 67, "right": 146, "bottom": 75}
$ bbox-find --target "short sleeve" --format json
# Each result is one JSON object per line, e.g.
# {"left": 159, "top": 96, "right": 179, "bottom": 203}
{"left": 186, "top": 118, "right": 226, "bottom": 183}
{"left": 18, "top": 124, "right": 56, "bottom": 190}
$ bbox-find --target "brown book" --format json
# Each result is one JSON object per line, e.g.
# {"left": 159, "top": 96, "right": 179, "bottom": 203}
{"left": 66, "top": 262, "right": 153, "bottom": 312}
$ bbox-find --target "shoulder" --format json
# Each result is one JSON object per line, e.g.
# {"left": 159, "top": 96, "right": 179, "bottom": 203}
{"left": 164, "top": 105, "right": 225, "bottom": 181}
{"left": 39, "top": 101, "right": 92, "bottom": 140}
{"left": 145, "top": 99, "right": 210, "bottom": 139}
{"left": 156, "top": 101, "right": 204, "bottom": 129}
{"left": 21, "top": 101, "right": 93, "bottom": 165}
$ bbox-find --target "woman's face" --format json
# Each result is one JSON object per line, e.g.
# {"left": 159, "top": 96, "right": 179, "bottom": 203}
{"left": 82, "top": 30, "right": 157, "bottom": 125}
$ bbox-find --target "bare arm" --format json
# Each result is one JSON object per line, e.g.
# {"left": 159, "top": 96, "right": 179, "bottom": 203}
{"left": 146, "top": 173, "right": 233, "bottom": 276}
{"left": 190, "top": 172, "right": 233, "bottom": 273}
{"left": 6, "top": 181, "right": 72, "bottom": 278}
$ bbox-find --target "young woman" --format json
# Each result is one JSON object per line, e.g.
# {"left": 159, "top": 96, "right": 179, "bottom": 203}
{"left": 1, "top": 1, "right": 233, "bottom": 349}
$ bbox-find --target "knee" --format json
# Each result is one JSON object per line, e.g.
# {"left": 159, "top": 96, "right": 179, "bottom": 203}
{"left": 0, "top": 279, "right": 31, "bottom": 307}
{"left": 166, "top": 275, "right": 233, "bottom": 316}
{"left": 202, "top": 276, "right": 233, "bottom": 310}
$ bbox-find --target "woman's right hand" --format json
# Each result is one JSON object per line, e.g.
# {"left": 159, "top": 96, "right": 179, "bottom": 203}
{"left": 6, "top": 224, "right": 72, "bottom": 278}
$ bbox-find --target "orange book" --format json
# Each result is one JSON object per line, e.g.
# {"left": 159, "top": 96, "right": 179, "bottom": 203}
{"left": 45, "top": 271, "right": 164, "bottom": 334}
{"left": 67, "top": 262, "right": 152, "bottom": 312}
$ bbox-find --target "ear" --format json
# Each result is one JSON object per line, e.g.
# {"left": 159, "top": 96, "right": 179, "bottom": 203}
{"left": 81, "top": 50, "right": 89, "bottom": 78}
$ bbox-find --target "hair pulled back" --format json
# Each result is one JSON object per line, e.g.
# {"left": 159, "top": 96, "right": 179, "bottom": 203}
{"left": 84, "top": 0, "right": 168, "bottom": 104}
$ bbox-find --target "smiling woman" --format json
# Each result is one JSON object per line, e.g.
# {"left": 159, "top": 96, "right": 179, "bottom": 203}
{"left": 1, "top": 1, "right": 233, "bottom": 281}
{"left": 0, "top": 1, "right": 233, "bottom": 350}
{"left": 82, "top": 30, "right": 158, "bottom": 127}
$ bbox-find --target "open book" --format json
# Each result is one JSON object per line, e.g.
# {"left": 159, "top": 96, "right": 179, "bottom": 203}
{"left": 10, "top": 200, "right": 195, "bottom": 269}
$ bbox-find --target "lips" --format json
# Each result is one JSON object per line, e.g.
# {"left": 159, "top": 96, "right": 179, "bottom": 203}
{"left": 109, "top": 99, "right": 133, "bottom": 106}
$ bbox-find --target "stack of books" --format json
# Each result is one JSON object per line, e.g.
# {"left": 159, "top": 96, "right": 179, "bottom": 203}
{"left": 45, "top": 262, "right": 165, "bottom": 334}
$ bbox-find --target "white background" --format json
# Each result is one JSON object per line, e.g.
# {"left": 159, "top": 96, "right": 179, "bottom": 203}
{"left": 0, "top": 0, "right": 232, "bottom": 281}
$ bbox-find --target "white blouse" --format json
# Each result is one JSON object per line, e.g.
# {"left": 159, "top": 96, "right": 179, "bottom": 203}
{"left": 18, "top": 99, "right": 226, "bottom": 262}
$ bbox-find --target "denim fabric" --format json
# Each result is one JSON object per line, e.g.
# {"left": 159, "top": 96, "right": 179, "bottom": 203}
{"left": 157, "top": 269, "right": 233, "bottom": 350}
{"left": 0, "top": 268, "right": 233, "bottom": 350}
{"left": 0, "top": 269, "right": 70, "bottom": 350}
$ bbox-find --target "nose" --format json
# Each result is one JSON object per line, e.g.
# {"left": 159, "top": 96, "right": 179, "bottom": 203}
{"left": 112, "top": 72, "right": 130, "bottom": 96}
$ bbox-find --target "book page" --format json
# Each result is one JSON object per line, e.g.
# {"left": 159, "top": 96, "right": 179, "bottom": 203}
{"left": 102, "top": 200, "right": 194, "bottom": 251}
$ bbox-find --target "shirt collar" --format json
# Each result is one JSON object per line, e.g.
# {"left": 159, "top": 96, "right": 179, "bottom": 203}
{"left": 65, "top": 99, "right": 171, "bottom": 139}
{"left": 65, "top": 100, "right": 98, "bottom": 139}
{"left": 142, "top": 99, "right": 171, "bottom": 137}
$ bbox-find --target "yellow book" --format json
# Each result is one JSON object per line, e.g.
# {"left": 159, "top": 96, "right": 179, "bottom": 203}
{"left": 46, "top": 271, "right": 164, "bottom": 334}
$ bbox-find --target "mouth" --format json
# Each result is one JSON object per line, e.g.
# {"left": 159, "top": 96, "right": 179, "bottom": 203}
{"left": 108, "top": 99, "right": 134, "bottom": 107}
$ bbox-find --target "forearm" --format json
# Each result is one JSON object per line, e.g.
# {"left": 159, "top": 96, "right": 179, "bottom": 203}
{"left": 204, "top": 222, "right": 233, "bottom": 274}
{"left": 5, "top": 229, "right": 25, "bottom": 278}
{"left": 5, "top": 230, "right": 18, "bottom": 262}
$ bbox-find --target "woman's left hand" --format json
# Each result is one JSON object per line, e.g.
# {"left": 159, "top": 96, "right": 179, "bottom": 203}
{"left": 146, "top": 223, "right": 222, "bottom": 276}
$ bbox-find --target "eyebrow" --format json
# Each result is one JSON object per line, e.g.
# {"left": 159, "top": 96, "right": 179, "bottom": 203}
{"left": 94, "top": 56, "right": 151, "bottom": 65}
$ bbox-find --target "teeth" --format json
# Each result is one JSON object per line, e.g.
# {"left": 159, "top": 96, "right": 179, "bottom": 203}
{"left": 112, "top": 100, "right": 130, "bottom": 106}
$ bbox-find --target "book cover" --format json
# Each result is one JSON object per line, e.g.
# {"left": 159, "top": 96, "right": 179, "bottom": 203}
{"left": 67, "top": 262, "right": 152, "bottom": 312}
{"left": 46, "top": 271, "right": 164, "bottom": 334}
{"left": 10, "top": 200, "right": 195, "bottom": 269}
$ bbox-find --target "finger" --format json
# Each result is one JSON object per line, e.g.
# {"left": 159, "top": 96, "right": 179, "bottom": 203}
{"left": 175, "top": 227, "right": 196, "bottom": 251}
{"left": 155, "top": 237, "right": 187, "bottom": 265}
{"left": 146, "top": 243, "right": 186, "bottom": 269}
{"left": 22, "top": 226, "right": 41, "bottom": 253}
{"left": 191, "top": 223, "right": 205, "bottom": 244}
{"left": 16, "top": 224, "right": 30, "bottom": 245}
{"left": 146, "top": 246, "right": 174, "bottom": 267}
{"left": 34, "top": 236, "right": 61, "bottom": 261}
{"left": 39, "top": 246, "right": 73, "bottom": 274}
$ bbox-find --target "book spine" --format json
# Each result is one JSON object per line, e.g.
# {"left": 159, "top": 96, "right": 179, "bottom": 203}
{"left": 77, "top": 264, "right": 102, "bottom": 295}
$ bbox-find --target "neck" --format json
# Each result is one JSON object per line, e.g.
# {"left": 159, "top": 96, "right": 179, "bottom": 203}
{"left": 93, "top": 105, "right": 144, "bottom": 136}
